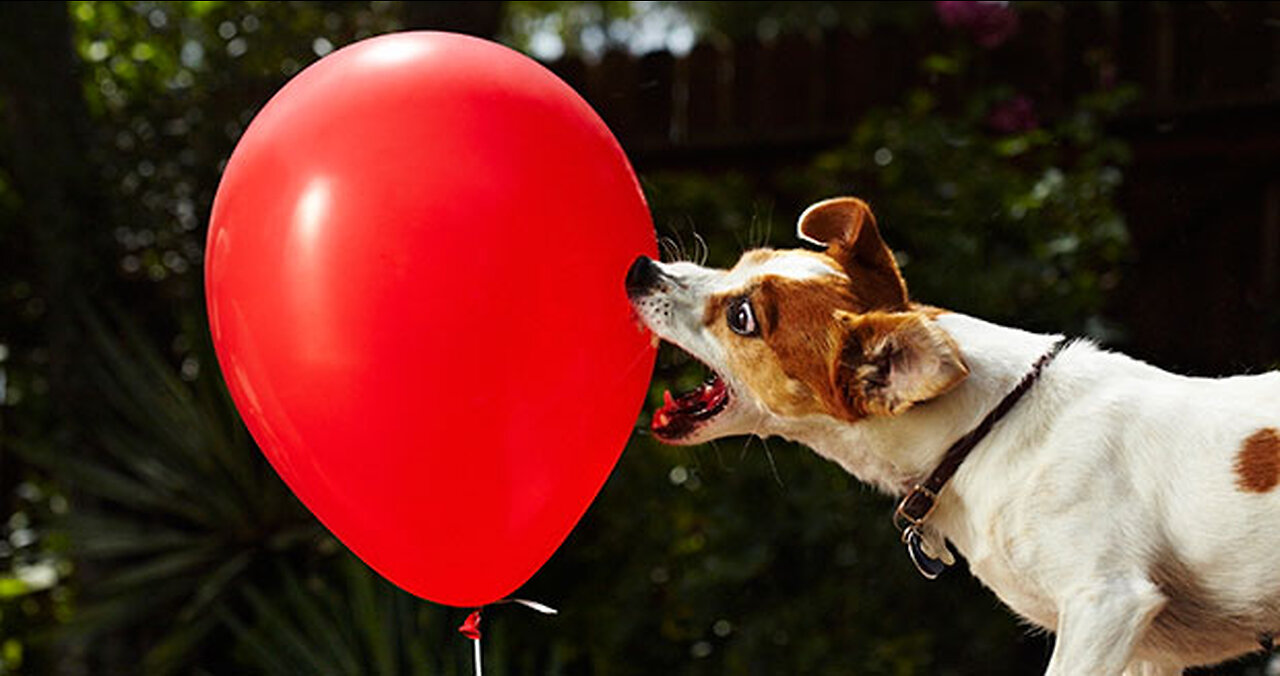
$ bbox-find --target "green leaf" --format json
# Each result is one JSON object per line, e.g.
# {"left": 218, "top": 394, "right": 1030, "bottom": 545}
{"left": 240, "top": 584, "right": 339, "bottom": 675}
{"left": 95, "top": 546, "right": 220, "bottom": 596}
{"left": 0, "top": 577, "right": 30, "bottom": 600}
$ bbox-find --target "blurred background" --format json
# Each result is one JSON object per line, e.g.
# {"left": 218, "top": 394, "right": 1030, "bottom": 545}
{"left": 1, "top": 1, "right": 1277, "bottom": 674}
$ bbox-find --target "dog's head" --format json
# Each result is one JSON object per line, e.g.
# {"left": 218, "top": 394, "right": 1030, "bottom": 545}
{"left": 626, "top": 197, "right": 968, "bottom": 445}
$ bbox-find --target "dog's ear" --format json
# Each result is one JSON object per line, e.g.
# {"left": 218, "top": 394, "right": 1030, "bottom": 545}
{"left": 797, "top": 197, "right": 908, "bottom": 310}
{"left": 829, "top": 310, "right": 968, "bottom": 418}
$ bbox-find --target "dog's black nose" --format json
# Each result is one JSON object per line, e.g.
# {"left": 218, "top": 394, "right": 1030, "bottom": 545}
{"left": 625, "top": 255, "right": 661, "bottom": 297}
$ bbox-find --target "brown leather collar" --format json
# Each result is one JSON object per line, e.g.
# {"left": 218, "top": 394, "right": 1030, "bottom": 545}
{"left": 893, "top": 338, "right": 1069, "bottom": 578}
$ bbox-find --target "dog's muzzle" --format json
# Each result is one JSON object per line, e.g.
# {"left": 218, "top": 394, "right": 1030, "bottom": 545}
{"left": 625, "top": 255, "right": 663, "bottom": 298}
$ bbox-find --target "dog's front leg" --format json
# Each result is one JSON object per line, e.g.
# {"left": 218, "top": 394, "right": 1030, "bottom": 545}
{"left": 1045, "top": 578, "right": 1167, "bottom": 676}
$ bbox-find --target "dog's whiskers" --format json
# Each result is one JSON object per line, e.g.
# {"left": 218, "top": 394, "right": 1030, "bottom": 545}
{"left": 758, "top": 433, "right": 785, "bottom": 490}
{"left": 748, "top": 204, "right": 774, "bottom": 250}
{"left": 708, "top": 438, "right": 729, "bottom": 470}
{"left": 676, "top": 226, "right": 694, "bottom": 263}
{"left": 658, "top": 235, "right": 684, "bottom": 263}
{"left": 658, "top": 219, "right": 715, "bottom": 265}
{"left": 691, "top": 230, "right": 710, "bottom": 267}
{"left": 735, "top": 419, "right": 786, "bottom": 489}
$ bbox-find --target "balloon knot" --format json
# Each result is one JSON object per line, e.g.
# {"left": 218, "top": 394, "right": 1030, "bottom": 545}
{"left": 458, "top": 609, "right": 483, "bottom": 640}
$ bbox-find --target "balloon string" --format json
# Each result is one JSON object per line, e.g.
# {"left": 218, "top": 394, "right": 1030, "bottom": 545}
{"left": 458, "top": 599, "right": 557, "bottom": 676}
{"left": 458, "top": 610, "right": 483, "bottom": 675}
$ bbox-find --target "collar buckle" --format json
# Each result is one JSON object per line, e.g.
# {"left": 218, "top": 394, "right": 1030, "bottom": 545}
{"left": 893, "top": 484, "right": 939, "bottom": 539}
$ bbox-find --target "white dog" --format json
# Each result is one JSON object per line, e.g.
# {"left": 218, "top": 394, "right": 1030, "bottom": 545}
{"left": 624, "top": 196, "right": 1280, "bottom": 675}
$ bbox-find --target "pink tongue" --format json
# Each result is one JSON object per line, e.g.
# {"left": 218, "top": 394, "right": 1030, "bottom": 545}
{"left": 657, "top": 377, "right": 724, "bottom": 418}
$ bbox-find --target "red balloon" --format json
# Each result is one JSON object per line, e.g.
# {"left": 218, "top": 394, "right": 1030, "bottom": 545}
{"left": 205, "top": 32, "right": 656, "bottom": 607}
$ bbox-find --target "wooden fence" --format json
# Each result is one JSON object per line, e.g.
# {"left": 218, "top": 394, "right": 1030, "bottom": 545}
{"left": 545, "top": 1, "right": 1280, "bottom": 371}
{"left": 545, "top": 2, "right": 1278, "bottom": 166}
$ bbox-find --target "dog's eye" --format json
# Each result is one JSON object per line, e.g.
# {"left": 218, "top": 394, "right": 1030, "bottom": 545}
{"left": 727, "top": 297, "right": 759, "bottom": 336}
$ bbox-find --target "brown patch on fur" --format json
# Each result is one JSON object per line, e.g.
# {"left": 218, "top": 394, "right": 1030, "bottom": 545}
{"left": 910, "top": 303, "right": 951, "bottom": 319}
{"left": 702, "top": 290, "right": 735, "bottom": 328}
{"left": 703, "top": 273, "right": 966, "bottom": 422}
{"left": 1235, "top": 428, "right": 1280, "bottom": 493}
{"left": 796, "top": 197, "right": 909, "bottom": 311}
{"left": 1142, "top": 550, "right": 1269, "bottom": 666}
{"left": 707, "top": 275, "right": 861, "bottom": 418}
{"left": 699, "top": 250, "right": 842, "bottom": 326}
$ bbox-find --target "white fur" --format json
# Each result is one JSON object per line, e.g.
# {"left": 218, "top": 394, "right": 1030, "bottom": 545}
{"left": 631, "top": 256, "right": 1280, "bottom": 675}
{"left": 721, "top": 251, "right": 844, "bottom": 288}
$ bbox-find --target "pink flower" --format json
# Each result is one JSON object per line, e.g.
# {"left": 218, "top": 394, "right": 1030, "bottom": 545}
{"left": 936, "top": 1, "right": 1020, "bottom": 49}
{"left": 986, "top": 95, "right": 1039, "bottom": 133}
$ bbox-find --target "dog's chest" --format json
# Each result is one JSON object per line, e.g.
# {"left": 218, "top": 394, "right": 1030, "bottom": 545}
{"left": 956, "top": 520, "right": 1061, "bottom": 631}
{"left": 936, "top": 442, "right": 1131, "bottom": 634}
{"left": 968, "top": 552, "right": 1059, "bottom": 631}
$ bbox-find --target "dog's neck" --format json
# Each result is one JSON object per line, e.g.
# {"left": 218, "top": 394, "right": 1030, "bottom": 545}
{"left": 775, "top": 312, "right": 1063, "bottom": 496}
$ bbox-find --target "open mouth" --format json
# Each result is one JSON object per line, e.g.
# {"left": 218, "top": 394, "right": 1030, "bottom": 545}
{"left": 652, "top": 370, "right": 731, "bottom": 441}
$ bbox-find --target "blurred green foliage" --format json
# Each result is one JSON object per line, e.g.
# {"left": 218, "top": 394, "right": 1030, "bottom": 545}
{"left": 804, "top": 87, "right": 1137, "bottom": 338}
{"left": 0, "top": 1, "right": 1184, "bottom": 675}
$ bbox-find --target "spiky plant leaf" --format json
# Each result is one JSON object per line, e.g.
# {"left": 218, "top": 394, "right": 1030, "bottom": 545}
{"left": 16, "top": 308, "right": 319, "bottom": 673}
{"left": 224, "top": 554, "right": 463, "bottom": 676}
